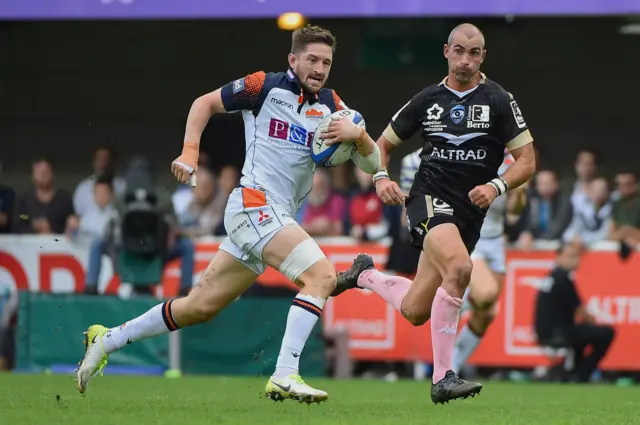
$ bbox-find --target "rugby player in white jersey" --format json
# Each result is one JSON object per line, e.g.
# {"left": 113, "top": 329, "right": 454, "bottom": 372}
{"left": 75, "top": 26, "right": 384, "bottom": 403}
{"left": 400, "top": 148, "right": 527, "bottom": 374}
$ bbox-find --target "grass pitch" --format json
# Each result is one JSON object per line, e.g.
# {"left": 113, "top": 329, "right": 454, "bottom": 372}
{"left": 0, "top": 374, "right": 637, "bottom": 425}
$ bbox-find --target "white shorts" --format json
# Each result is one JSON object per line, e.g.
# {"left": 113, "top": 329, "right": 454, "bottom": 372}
{"left": 470, "top": 236, "right": 506, "bottom": 274}
{"left": 218, "top": 187, "right": 298, "bottom": 276}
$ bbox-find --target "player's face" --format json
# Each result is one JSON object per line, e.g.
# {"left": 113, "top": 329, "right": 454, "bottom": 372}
{"left": 444, "top": 36, "right": 485, "bottom": 85}
{"left": 289, "top": 43, "right": 333, "bottom": 94}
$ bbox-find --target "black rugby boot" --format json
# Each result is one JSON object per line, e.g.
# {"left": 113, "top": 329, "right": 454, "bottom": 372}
{"left": 431, "top": 370, "right": 482, "bottom": 404}
{"left": 330, "top": 254, "right": 374, "bottom": 297}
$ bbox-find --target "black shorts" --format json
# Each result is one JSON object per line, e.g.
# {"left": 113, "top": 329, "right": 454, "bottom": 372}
{"left": 405, "top": 193, "right": 482, "bottom": 254}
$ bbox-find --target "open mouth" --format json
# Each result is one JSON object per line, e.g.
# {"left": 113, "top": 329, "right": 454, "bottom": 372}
{"left": 308, "top": 75, "right": 323, "bottom": 84}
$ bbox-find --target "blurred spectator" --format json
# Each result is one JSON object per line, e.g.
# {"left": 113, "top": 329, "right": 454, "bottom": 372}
{"left": 564, "top": 149, "right": 598, "bottom": 207}
{"left": 345, "top": 168, "right": 397, "bottom": 241}
{"left": 609, "top": 171, "right": 640, "bottom": 255}
{"left": 0, "top": 163, "right": 15, "bottom": 233}
{"left": 535, "top": 241, "right": 615, "bottom": 383}
{"left": 562, "top": 177, "right": 612, "bottom": 244}
{"left": 85, "top": 157, "right": 195, "bottom": 296}
{"left": 178, "top": 168, "right": 227, "bottom": 237}
{"left": 218, "top": 164, "right": 240, "bottom": 197}
{"left": 74, "top": 145, "right": 126, "bottom": 217}
{"left": 13, "top": 158, "right": 75, "bottom": 234}
{"left": 68, "top": 175, "right": 117, "bottom": 241}
{"left": 301, "top": 169, "right": 346, "bottom": 237}
{"left": 517, "top": 170, "right": 572, "bottom": 248}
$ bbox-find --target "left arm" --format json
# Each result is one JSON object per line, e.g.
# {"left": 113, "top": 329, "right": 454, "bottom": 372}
{"left": 501, "top": 143, "right": 536, "bottom": 191}
{"left": 469, "top": 92, "right": 536, "bottom": 208}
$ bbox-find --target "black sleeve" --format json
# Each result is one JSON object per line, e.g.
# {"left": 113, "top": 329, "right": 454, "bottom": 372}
{"left": 61, "top": 190, "right": 75, "bottom": 219}
{"left": 388, "top": 89, "right": 429, "bottom": 142}
{"left": 220, "top": 71, "right": 266, "bottom": 112}
{"left": 494, "top": 90, "right": 532, "bottom": 148}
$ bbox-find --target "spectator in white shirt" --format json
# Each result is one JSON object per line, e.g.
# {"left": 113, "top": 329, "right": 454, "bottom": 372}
{"left": 568, "top": 149, "right": 598, "bottom": 209}
{"left": 563, "top": 177, "right": 612, "bottom": 244}
{"left": 73, "top": 145, "right": 126, "bottom": 217}
{"left": 77, "top": 176, "right": 117, "bottom": 240}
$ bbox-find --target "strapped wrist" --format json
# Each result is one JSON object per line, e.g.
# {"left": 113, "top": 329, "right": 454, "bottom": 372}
{"left": 488, "top": 177, "right": 509, "bottom": 196}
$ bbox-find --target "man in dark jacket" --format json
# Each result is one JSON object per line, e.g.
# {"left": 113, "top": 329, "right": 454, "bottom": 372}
{"left": 535, "top": 241, "right": 615, "bottom": 382}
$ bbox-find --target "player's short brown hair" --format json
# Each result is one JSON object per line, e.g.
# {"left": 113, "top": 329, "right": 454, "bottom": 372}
{"left": 291, "top": 25, "right": 337, "bottom": 54}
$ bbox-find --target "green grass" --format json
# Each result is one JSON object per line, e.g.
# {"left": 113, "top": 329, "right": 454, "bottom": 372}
{"left": 0, "top": 374, "right": 638, "bottom": 425}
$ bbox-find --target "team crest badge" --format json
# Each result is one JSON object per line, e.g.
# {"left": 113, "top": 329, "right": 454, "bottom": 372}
{"left": 450, "top": 105, "right": 465, "bottom": 124}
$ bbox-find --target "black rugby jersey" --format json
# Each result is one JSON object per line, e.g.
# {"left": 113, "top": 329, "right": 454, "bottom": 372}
{"left": 385, "top": 74, "right": 533, "bottom": 221}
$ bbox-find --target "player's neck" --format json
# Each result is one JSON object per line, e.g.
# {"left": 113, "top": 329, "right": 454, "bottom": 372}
{"left": 445, "top": 73, "right": 481, "bottom": 92}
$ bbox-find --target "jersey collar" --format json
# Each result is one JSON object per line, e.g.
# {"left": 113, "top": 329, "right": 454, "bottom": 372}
{"left": 286, "top": 67, "right": 319, "bottom": 105}
{"left": 438, "top": 72, "right": 487, "bottom": 87}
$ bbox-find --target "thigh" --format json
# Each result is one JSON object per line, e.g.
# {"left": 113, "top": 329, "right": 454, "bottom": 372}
{"left": 223, "top": 187, "right": 298, "bottom": 272}
{"left": 187, "top": 248, "right": 259, "bottom": 310}
{"left": 562, "top": 324, "right": 610, "bottom": 346}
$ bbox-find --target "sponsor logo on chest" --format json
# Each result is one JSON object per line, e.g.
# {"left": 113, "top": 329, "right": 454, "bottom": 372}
{"left": 423, "top": 102, "right": 492, "bottom": 132}
{"left": 264, "top": 92, "right": 329, "bottom": 150}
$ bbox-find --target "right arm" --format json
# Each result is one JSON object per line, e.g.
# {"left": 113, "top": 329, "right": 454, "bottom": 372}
{"left": 172, "top": 71, "right": 266, "bottom": 184}
{"left": 374, "top": 92, "right": 429, "bottom": 205}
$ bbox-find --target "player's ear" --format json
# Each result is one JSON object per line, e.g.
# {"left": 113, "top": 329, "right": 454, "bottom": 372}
{"left": 481, "top": 49, "right": 487, "bottom": 63}
{"left": 287, "top": 53, "right": 296, "bottom": 69}
{"left": 443, "top": 44, "right": 449, "bottom": 58}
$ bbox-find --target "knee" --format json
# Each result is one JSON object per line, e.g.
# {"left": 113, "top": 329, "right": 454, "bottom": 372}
{"left": 401, "top": 304, "right": 431, "bottom": 327}
{"left": 469, "top": 287, "right": 500, "bottom": 311}
{"left": 443, "top": 258, "right": 473, "bottom": 290}
{"left": 305, "top": 269, "right": 337, "bottom": 295}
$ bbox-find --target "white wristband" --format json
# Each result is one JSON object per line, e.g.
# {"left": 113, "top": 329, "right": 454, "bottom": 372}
{"left": 488, "top": 177, "right": 508, "bottom": 196}
{"left": 373, "top": 169, "right": 390, "bottom": 183}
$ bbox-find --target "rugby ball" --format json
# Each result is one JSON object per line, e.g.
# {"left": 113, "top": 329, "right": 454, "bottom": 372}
{"left": 311, "top": 109, "right": 366, "bottom": 167}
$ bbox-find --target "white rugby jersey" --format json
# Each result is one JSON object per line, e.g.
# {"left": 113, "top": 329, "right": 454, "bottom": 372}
{"left": 400, "top": 148, "right": 514, "bottom": 238}
{"left": 220, "top": 68, "right": 346, "bottom": 215}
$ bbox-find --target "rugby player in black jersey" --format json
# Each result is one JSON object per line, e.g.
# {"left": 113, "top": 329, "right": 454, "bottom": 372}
{"left": 323, "top": 23, "right": 536, "bottom": 404}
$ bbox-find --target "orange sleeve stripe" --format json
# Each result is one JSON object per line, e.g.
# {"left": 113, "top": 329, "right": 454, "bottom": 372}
{"left": 332, "top": 90, "right": 345, "bottom": 111}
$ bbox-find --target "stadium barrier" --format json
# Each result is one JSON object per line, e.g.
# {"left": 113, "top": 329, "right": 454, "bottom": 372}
{"left": 15, "top": 292, "right": 325, "bottom": 375}
{"left": 2, "top": 235, "right": 639, "bottom": 371}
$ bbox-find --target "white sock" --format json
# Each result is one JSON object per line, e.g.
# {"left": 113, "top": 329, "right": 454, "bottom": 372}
{"left": 273, "top": 294, "right": 326, "bottom": 379}
{"left": 452, "top": 323, "right": 482, "bottom": 374}
{"left": 101, "top": 300, "right": 180, "bottom": 354}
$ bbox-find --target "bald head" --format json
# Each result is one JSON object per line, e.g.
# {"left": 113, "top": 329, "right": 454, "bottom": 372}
{"left": 447, "top": 23, "right": 485, "bottom": 49}
{"left": 444, "top": 23, "right": 486, "bottom": 88}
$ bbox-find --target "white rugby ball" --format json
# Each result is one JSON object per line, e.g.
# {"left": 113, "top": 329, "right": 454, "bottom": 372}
{"left": 311, "top": 109, "right": 366, "bottom": 167}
